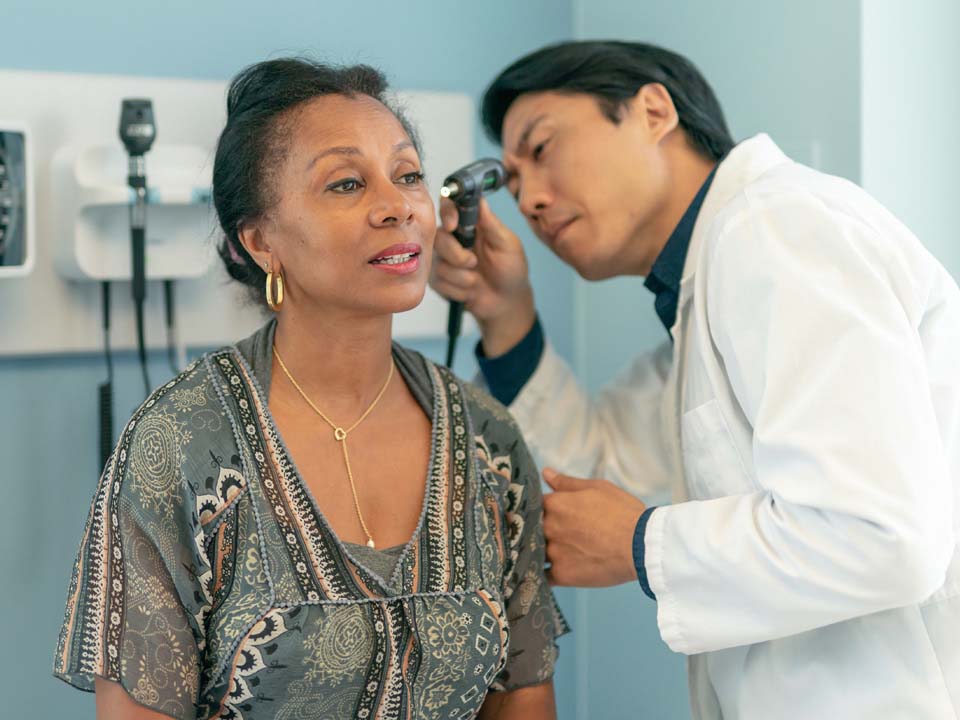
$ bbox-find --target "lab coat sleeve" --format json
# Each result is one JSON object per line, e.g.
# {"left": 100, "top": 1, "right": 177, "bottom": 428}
{"left": 647, "top": 191, "right": 955, "bottom": 655}
{"left": 503, "top": 339, "right": 676, "bottom": 499}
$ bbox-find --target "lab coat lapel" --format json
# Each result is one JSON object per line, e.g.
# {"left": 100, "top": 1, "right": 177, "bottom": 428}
{"left": 658, "top": 134, "right": 790, "bottom": 502}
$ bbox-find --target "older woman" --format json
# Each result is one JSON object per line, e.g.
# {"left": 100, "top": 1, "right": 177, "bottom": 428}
{"left": 54, "top": 58, "right": 566, "bottom": 719}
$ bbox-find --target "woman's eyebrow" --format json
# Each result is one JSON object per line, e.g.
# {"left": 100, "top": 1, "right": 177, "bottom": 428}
{"left": 306, "top": 141, "right": 416, "bottom": 172}
{"left": 305, "top": 146, "right": 362, "bottom": 172}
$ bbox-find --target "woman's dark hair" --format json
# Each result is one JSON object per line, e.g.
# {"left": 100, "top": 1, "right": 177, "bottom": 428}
{"left": 213, "top": 58, "right": 421, "bottom": 306}
{"left": 481, "top": 40, "right": 734, "bottom": 161}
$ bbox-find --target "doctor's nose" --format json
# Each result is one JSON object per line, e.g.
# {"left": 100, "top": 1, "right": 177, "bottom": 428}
{"left": 518, "top": 178, "right": 553, "bottom": 221}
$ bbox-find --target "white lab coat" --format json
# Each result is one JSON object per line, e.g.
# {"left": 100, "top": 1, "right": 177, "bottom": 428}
{"left": 507, "top": 135, "right": 960, "bottom": 718}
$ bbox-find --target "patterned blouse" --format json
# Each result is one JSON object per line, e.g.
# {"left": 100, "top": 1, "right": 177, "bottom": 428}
{"left": 54, "top": 321, "right": 568, "bottom": 719}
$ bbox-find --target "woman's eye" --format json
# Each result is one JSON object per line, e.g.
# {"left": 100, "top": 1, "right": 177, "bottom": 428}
{"left": 399, "top": 171, "right": 425, "bottom": 185}
{"left": 328, "top": 178, "right": 363, "bottom": 193}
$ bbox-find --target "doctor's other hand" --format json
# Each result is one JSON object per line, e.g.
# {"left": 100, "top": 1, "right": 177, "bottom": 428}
{"left": 430, "top": 197, "right": 536, "bottom": 357}
{"left": 542, "top": 468, "right": 646, "bottom": 588}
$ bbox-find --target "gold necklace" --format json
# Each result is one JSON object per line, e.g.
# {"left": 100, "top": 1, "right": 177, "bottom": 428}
{"left": 273, "top": 345, "right": 394, "bottom": 549}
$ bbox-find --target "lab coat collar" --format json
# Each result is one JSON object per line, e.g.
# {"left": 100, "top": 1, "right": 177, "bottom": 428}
{"left": 670, "top": 134, "right": 791, "bottom": 339}
{"left": 681, "top": 134, "right": 790, "bottom": 285}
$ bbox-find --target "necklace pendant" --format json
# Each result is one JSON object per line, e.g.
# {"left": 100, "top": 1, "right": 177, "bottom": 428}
{"left": 366, "top": 538, "right": 376, "bottom": 549}
{"left": 334, "top": 427, "right": 347, "bottom": 441}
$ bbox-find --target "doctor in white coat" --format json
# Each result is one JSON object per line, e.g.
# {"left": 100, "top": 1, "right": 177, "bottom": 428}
{"left": 431, "top": 41, "right": 959, "bottom": 719}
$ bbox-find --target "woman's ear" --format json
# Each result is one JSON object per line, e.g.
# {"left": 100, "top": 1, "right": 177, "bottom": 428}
{"left": 237, "top": 219, "right": 273, "bottom": 271}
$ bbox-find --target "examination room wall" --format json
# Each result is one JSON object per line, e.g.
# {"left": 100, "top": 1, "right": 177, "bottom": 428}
{"left": 0, "top": 2, "right": 577, "bottom": 716}
{"left": 861, "top": 0, "right": 960, "bottom": 280}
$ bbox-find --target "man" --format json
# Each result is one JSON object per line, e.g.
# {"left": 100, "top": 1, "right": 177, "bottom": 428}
{"left": 430, "top": 41, "right": 959, "bottom": 719}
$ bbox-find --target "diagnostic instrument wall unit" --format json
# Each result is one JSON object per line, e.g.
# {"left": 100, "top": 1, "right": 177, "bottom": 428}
{"left": 52, "top": 143, "right": 214, "bottom": 281}
{"left": 0, "top": 124, "right": 35, "bottom": 277}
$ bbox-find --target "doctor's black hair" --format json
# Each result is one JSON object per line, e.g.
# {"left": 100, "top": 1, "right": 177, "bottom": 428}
{"left": 212, "top": 57, "right": 421, "bottom": 308}
{"left": 481, "top": 40, "right": 734, "bottom": 161}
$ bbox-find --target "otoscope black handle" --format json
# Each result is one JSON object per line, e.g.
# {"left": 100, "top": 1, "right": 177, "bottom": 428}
{"left": 453, "top": 204, "right": 480, "bottom": 249}
{"left": 446, "top": 302, "right": 464, "bottom": 367}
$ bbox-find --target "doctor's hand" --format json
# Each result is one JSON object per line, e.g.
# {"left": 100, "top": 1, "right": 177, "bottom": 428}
{"left": 429, "top": 197, "right": 536, "bottom": 357}
{"left": 542, "top": 468, "right": 646, "bottom": 588}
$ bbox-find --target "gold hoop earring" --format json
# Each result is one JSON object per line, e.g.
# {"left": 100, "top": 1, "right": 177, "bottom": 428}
{"left": 266, "top": 269, "right": 284, "bottom": 311}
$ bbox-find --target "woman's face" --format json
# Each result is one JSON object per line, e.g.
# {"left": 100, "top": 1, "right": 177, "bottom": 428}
{"left": 252, "top": 94, "right": 436, "bottom": 319}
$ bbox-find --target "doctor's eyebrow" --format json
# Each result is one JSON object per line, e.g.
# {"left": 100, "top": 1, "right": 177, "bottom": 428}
{"left": 514, "top": 114, "right": 547, "bottom": 156}
{"left": 502, "top": 116, "right": 547, "bottom": 202}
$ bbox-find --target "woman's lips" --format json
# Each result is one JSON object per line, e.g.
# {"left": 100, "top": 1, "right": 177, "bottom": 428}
{"left": 369, "top": 242, "right": 422, "bottom": 262}
{"left": 369, "top": 245, "right": 422, "bottom": 275}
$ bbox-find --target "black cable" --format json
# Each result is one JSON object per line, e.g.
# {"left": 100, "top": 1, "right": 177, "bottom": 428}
{"left": 98, "top": 281, "right": 114, "bottom": 472}
{"left": 445, "top": 306, "right": 463, "bottom": 367}
{"left": 163, "top": 279, "right": 178, "bottom": 376}
{"left": 131, "top": 222, "right": 150, "bottom": 397}
{"left": 102, "top": 281, "right": 114, "bottom": 382}
{"left": 445, "top": 219, "right": 476, "bottom": 369}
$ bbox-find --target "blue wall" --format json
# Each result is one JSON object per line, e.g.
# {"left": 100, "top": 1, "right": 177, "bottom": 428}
{"left": 0, "top": 2, "right": 577, "bottom": 716}
{"left": 860, "top": 0, "right": 960, "bottom": 279}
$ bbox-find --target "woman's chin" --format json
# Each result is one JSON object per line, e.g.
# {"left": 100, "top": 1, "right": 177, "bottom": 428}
{"left": 293, "top": 282, "right": 429, "bottom": 321}
{"left": 388, "top": 285, "right": 429, "bottom": 314}
{"left": 370, "top": 283, "right": 429, "bottom": 317}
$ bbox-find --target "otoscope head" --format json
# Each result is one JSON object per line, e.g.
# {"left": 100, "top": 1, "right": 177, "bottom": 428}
{"left": 118, "top": 99, "right": 156, "bottom": 158}
{"left": 440, "top": 158, "right": 507, "bottom": 205}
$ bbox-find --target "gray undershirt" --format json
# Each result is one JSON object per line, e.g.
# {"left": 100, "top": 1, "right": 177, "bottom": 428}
{"left": 343, "top": 542, "right": 405, "bottom": 583}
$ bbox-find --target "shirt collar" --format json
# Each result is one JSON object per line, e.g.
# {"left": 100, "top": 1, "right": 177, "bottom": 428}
{"left": 646, "top": 166, "right": 718, "bottom": 294}
{"left": 643, "top": 165, "right": 719, "bottom": 333}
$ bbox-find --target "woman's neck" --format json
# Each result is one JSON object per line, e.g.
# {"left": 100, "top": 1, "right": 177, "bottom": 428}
{"left": 272, "top": 304, "right": 395, "bottom": 412}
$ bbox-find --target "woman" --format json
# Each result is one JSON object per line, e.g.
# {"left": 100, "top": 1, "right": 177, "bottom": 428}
{"left": 54, "top": 58, "right": 566, "bottom": 719}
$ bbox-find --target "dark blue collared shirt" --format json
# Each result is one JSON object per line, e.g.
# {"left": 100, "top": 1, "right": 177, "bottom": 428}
{"left": 644, "top": 166, "right": 718, "bottom": 338}
{"left": 478, "top": 166, "right": 719, "bottom": 600}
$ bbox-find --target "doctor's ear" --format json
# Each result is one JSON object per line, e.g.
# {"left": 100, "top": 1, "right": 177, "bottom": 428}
{"left": 630, "top": 83, "right": 680, "bottom": 143}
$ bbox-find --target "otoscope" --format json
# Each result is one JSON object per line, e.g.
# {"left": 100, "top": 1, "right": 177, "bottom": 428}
{"left": 439, "top": 158, "right": 508, "bottom": 368}
{"left": 119, "top": 99, "right": 156, "bottom": 398}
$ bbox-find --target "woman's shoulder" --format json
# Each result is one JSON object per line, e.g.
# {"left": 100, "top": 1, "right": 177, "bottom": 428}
{"left": 125, "top": 354, "right": 222, "bottom": 427}
{"left": 392, "top": 342, "right": 521, "bottom": 431}
{"left": 461, "top": 379, "right": 520, "bottom": 433}
{"left": 110, "top": 355, "right": 243, "bottom": 512}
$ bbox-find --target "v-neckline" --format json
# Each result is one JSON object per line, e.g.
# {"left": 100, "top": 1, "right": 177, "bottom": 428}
{"left": 239, "top": 343, "right": 442, "bottom": 596}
